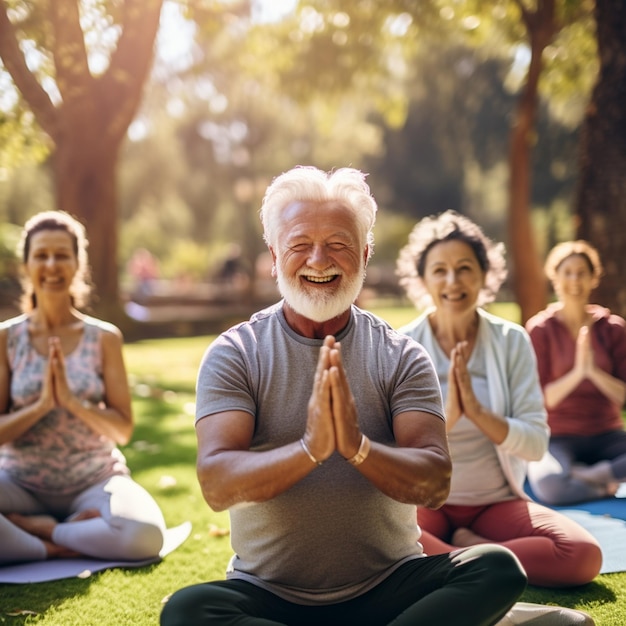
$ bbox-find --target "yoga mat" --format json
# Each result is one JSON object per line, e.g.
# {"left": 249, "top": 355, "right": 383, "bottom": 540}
{"left": 525, "top": 480, "right": 626, "bottom": 574}
{"left": 548, "top": 485, "right": 626, "bottom": 575}
{"left": 557, "top": 508, "right": 626, "bottom": 574}
{"left": 553, "top": 483, "right": 626, "bottom": 521}
{"left": 0, "top": 521, "right": 191, "bottom": 584}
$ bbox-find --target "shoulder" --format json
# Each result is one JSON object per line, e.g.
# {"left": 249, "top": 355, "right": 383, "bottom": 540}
{"left": 525, "top": 304, "right": 559, "bottom": 335}
{"left": 352, "top": 306, "right": 394, "bottom": 335}
{"left": 590, "top": 306, "right": 626, "bottom": 345}
{"left": 0, "top": 314, "right": 28, "bottom": 333}
{"left": 248, "top": 301, "right": 283, "bottom": 324}
{"left": 203, "top": 306, "right": 281, "bottom": 363}
{"left": 81, "top": 315, "right": 123, "bottom": 348}
{"left": 478, "top": 307, "right": 521, "bottom": 330}
{"left": 0, "top": 314, "right": 28, "bottom": 345}
{"left": 223, "top": 303, "right": 281, "bottom": 341}
{"left": 590, "top": 304, "right": 626, "bottom": 328}
{"left": 478, "top": 308, "right": 532, "bottom": 348}
{"left": 353, "top": 306, "right": 425, "bottom": 352}
{"left": 0, "top": 315, "right": 29, "bottom": 366}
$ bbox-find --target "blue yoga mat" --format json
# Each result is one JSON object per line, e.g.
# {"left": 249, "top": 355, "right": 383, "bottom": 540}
{"left": 557, "top": 507, "right": 626, "bottom": 574}
{"left": 526, "top": 482, "right": 626, "bottom": 575}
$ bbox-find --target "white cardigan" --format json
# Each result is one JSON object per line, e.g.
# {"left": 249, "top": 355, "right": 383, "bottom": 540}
{"left": 400, "top": 307, "right": 549, "bottom": 501}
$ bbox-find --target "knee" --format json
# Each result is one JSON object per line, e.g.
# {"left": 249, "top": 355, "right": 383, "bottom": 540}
{"left": 160, "top": 590, "right": 185, "bottom": 626}
{"left": 453, "top": 544, "right": 527, "bottom": 596}
{"left": 528, "top": 475, "right": 570, "bottom": 505}
{"left": 562, "top": 541, "right": 603, "bottom": 587}
{"left": 111, "top": 518, "right": 165, "bottom": 560}
{"left": 160, "top": 585, "right": 205, "bottom": 626}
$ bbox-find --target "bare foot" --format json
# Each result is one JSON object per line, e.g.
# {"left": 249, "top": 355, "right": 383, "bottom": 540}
{"left": 8, "top": 509, "right": 103, "bottom": 560}
{"left": 571, "top": 462, "right": 620, "bottom": 497}
{"left": 42, "top": 539, "right": 82, "bottom": 559}
{"left": 6, "top": 513, "right": 57, "bottom": 541}
{"left": 452, "top": 527, "right": 491, "bottom": 547}
{"left": 7, "top": 512, "right": 100, "bottom": 559}
{"left": 67, "top": 508, "right": 102, "bottom": 522}
{"left": 571, "top": 461, "right": 613, "bottom": 485}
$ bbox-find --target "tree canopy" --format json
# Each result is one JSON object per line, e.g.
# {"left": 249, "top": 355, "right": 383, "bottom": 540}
{"left": 3, "top": 0, "right": 620, "bottom": 321}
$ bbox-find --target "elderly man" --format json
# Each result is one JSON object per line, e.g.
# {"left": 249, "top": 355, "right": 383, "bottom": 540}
{"left": 161, "top": 166, "right": 526, "bottom": 626}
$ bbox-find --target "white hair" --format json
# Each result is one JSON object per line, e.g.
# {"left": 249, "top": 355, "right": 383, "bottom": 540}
{"left": 260, "top": 166, "right": 377, "bottom": 259}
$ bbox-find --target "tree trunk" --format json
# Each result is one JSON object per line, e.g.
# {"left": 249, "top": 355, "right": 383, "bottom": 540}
{"left": 0, "top": 0, "right": 164, "bottom": 328}
{"left": 574, "top": 0, "right": 626, "bottom": 317}
{"left": 507, "top": 1, "right": 557, "bottom": 324}
{"left": 54, "top": 136, "right": 120, "bottom": 317}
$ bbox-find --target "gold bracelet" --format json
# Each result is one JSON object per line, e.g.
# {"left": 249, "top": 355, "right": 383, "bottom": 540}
{"left": 347, "top": 434, "right": 371, "bottom": 466}
{"left": 300, "top": 438, "right": 322, "bottom": 466}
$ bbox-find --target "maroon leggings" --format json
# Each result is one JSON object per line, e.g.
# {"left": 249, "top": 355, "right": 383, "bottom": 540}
{"left": 418, "top": 498, "right": 602, "bottom": 588}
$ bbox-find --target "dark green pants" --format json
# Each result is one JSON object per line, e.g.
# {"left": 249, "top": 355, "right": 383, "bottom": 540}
{"left": 160, "top": 544, "right": 526, "bottom": 626}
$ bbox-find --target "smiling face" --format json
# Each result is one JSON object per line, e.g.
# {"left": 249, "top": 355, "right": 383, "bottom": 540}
{"left": 270, "top": 199, "right": 367, "bottom": 323}
{"left": 552, "top": 253, "right": 598, "bottom": 305}
{"left": 26, "top": 229, "right": 78, "bottom": 301}
{"left": 421, "top": 239, "right": 485, "bottom": 314}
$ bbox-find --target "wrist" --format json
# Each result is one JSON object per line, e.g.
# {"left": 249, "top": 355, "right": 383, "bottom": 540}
{"left": 346, "top": 434, "right": 371, "bottom": 466}
{"left": 69, "top": 396, "right": 93, "bottom": 414}
{"left": 300, "top": 438, "right": 323, "bottom": 466}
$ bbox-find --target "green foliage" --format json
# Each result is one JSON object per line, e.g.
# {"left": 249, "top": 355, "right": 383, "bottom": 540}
{"left": 0, "top": 222, "right": 22, "bottom": 302}
{"left": 159, "top": 239, "right": 213, "bottom": 282}
{"left": 371, "top": 211, "right": 416, "bottom": 263}
{"left": 0, "top": 108, "right": 50, "bottom": 171}
{"left": 0, "top": 222, "right": 21, "bottom": 271}
{"left": 0, "top": 0, "right": 599, "bottom": 302}
{"left": 541, "top": 14, "right": 598, "bottom": 127}
{"left": 0, "top": 165, "right": 55, "bottom": 252}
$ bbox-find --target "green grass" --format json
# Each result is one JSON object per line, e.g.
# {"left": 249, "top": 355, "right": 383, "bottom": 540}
{"left": 1, "top": 304, "right": 625, "bottom": 625}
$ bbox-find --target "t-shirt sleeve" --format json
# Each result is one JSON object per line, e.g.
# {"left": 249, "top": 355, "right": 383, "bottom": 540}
{"left": 391, "top": 338, "right": 445, "bottom": 422}
{"left": 195, "top": 333, "right": 256, "bottom": 423}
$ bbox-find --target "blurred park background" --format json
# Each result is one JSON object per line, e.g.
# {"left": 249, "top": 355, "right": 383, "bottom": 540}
{"left": 1, "top": 0, "right": 624, "bottom": 339}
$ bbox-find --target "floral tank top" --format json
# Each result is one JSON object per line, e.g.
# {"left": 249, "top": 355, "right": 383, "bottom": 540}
{"left": 0, "top": 315, "right": 129, "bottom": 495}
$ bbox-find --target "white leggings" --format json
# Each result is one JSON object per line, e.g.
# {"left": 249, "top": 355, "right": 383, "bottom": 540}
{"left": 0, "top": 471, "right": 166, "bottom": 564}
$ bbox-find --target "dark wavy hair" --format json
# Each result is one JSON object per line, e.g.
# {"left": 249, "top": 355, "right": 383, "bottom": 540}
{"left": 396, "top": 210, "right": 507, "bottom": 309}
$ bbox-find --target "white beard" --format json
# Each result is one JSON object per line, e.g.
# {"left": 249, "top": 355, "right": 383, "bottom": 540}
{"left": 276, "top": 264, "right": 365, "bottom": 323}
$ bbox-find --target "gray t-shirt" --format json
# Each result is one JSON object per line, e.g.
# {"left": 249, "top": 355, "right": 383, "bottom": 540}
{"left": 196, "top": 302, "right": 444, "bottom": 605}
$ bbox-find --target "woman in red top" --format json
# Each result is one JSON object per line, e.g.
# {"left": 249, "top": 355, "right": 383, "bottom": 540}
{"left": 526, "top": 240, "right": 626, "bottom": 505}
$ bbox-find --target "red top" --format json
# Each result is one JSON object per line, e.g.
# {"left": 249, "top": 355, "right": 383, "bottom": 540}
{"left": 526, "top": 303, "right": 626, "bottom": 437}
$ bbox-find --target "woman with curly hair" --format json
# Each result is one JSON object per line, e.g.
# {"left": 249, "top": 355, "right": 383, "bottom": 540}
{"left": 396, "top": 211, "right": 601, "bottom": 589}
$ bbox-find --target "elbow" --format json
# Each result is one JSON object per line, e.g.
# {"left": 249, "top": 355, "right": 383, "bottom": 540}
{"left": 199, "top": 486, "right": 227, "bottom": 512}
{"left": 204, "top": 496, "right": 228, "bottom": 513}
{"left": 420, "top": 457, "right": 452, "bottom": 509}
{"left": 431, "top": 469, "right": 452, "bottom": 509}
{"left": 422, "top": 479, "right": 450, "bottom": 510}
{"left": 116, "top": 422, "right": 134, "bottom": 446}
{"left": 531, "top": 440, "right": 549, "bottom": 462}
{"left": 519, "top": 430, "right": 549, "bottom": 462}
{"left": 117, "top": 433, "right": 131, "bottom": 446}
{"left": 197, "top": 463, "right": 231, "bottom": 512}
